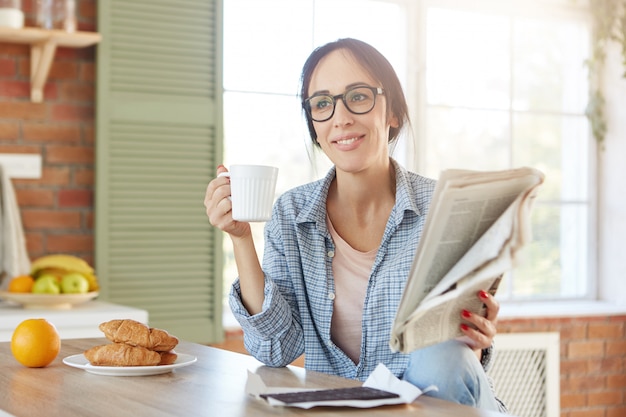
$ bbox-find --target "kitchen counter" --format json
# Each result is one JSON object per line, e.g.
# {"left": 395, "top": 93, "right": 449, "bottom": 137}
{"left": 0, "top": 300, "right": 148, "bottom": 342}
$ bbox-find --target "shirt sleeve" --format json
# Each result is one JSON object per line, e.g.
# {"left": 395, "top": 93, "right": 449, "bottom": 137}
{"left": 228, "top": 276, "right": 305, "bottom": 367}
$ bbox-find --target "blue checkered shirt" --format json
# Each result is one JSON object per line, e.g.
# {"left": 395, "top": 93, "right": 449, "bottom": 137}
{"left": 229, "top": 159, "right": 436, "bottom": 381}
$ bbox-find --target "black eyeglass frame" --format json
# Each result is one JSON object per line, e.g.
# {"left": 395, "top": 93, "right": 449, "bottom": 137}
{"left": 303, "top": 86, "right": 385, "bottom": 122}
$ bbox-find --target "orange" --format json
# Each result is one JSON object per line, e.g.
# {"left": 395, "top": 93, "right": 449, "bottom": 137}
{"left": 7, "top": 275, "right": 35, "bottom": 293}
{"left": 11, "top": 318, "right": 61, "bottom": 368}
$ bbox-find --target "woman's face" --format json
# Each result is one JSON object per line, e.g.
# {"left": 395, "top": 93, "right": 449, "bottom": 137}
{"left": 307, "top": 49, "right": 398, "bottom": 175}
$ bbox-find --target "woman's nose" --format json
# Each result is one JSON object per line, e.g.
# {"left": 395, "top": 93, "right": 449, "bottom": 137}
{"left": 332, "top": 100, "right": 354, "bottom": 126}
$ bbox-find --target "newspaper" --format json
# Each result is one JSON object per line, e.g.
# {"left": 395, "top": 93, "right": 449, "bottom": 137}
{"left": 389, "top": 167, "right": 545, "bottom": 353}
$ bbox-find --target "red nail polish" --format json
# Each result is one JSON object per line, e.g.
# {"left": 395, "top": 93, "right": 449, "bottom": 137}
{"left": 460, "top": 324, "right": 469, "bottom": 331}
{"left": 462, "top": 309, "right": 472, "bottom": 318}
{"left": 479, "top": 290, "right": 489, "bottom": 299}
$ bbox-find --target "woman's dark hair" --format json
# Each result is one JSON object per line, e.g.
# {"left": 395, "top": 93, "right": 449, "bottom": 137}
{"left": 299, "top": 38, "right": 409, "bottom": 147}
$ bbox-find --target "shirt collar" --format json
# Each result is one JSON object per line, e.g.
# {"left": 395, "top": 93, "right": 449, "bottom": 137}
{"left": 295, "top": 158, "right": 423, "bottom": 228}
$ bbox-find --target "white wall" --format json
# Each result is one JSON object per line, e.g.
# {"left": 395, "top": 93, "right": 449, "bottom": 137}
{"left": 598, "top": 43, "right": 626, "bottom": 304}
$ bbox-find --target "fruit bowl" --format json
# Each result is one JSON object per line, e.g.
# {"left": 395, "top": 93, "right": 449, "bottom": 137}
{"left": 0, "top": 291, "right": 99, "bottom": 310}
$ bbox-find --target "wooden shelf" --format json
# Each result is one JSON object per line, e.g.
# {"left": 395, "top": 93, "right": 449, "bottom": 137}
{"left": 0, "top": 27, "right": 101, "bottom": 102}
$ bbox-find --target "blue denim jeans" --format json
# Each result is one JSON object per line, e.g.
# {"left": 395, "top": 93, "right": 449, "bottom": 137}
{"left": 402, "top": 339, "right": 500, "bottom": 410}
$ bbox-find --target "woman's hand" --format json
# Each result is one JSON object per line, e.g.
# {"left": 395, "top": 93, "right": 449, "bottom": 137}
{"left": 204, "top": 165, "right": 251, "bottom": 238}
{"left": 459, "top": 290, "right": 499, "bottom": 351}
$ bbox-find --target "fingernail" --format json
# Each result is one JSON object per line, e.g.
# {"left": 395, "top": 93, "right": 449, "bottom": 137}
{"left": 217, "top": 164, "right": 225, "bottom": 170}
{"left": 460, "top": 324, "right": 469, "bottom": 331}
{"left": 479, "top": 290, "right": 489, "bottom": 299}
{"left": 462, "top": 309, "right": 472, "bottom": 318}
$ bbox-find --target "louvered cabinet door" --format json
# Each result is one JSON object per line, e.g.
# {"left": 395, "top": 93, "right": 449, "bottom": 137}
{"left": 95, "top": 0, "right": 224, "bottom": 343}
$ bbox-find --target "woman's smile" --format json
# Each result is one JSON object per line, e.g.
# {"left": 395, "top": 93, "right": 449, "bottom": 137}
{"left": 332, "top": 133, "right": 364, "bottom": 148}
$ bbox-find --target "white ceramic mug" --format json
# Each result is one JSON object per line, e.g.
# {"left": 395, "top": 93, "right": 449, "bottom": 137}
{"left": 218, "top": 164, "right": 278, "bottom": 222}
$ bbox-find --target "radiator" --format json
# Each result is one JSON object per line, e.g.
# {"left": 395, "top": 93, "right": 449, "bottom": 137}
{"left": 488, "top": 332, "right": 560, "bottom": 417}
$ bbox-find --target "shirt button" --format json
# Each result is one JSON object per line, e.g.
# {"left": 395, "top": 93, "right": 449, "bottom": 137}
{"left": 328, "top": 292, "right": 335, "bottom": 300}
{"left": 327, "top": 250, "right": 335, "bottom": 258}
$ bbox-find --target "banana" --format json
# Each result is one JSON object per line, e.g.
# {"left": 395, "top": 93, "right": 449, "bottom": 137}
{"left": 31, "top": 254, "right": 99, "bottom": 292}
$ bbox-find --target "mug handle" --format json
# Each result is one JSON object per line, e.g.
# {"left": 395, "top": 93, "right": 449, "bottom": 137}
{"left": 217, "top": 171, "right": 232, "bottom": 200}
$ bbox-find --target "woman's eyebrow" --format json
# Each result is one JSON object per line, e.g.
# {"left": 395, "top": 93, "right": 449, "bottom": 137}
{"left": 309, "top": 82, "right": 374, "bottom": 96}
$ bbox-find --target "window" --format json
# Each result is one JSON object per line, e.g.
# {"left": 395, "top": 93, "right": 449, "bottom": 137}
{"left": 222, "top": 0, "right": 595, "bottom": 319}
{"left": 418, "top": 1, "right": 593, "bottom": 301}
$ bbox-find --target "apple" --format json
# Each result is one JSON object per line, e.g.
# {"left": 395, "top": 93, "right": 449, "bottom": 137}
{"left": 32, "top": 274, "right": 61, "bottom": 294}
{"left": 60, "top": 272, "right": 89, "bottom": 294}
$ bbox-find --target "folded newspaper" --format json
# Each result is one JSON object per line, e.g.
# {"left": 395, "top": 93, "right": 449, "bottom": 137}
{"left": 390, "top": 167, "right": 545, "bottom": 353}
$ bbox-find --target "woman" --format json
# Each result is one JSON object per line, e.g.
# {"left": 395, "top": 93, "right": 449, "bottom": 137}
{"left": 205, "top": 38, "right": 505, "bottom": 411}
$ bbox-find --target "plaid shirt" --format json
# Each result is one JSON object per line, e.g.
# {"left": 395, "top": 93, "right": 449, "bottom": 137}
{"left": 229, "top": 159, "right": 436, "bottom": 381}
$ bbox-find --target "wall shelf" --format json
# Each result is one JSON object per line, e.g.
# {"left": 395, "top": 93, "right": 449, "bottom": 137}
{"left": 0, "top": 27, "right": 101, "bottom": 102}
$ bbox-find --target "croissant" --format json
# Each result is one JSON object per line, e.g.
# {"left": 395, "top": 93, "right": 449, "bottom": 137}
{"left": 99, "top": 319, "right": 179, "bottom": 352}
{"left": 84, "top": 343, "right": 161, "bottom": 366}
{"left": 158, "top": 350, "right": 178, "bottom": 366}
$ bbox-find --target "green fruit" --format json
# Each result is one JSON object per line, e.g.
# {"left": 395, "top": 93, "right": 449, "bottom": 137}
{"left": 32, "top": 275, "right": 61, "bottom": 295}
{"left": 60, "top": 272, "right": 89, "bottom": 294}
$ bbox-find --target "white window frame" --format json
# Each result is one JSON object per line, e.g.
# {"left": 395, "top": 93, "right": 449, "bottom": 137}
{"left": 407, "top": 0, "right": 597, "bottom": 302}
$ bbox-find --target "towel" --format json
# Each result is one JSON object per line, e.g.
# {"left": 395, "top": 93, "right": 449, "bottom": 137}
{"left": 0, "top": 164, "right": 31, "bottom": 290}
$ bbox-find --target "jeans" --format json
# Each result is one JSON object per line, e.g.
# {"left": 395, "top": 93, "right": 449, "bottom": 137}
{"left": 402, "top": 339, "right": 500, "bottom": 411}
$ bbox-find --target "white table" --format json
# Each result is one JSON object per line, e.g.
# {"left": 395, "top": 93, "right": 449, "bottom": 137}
{"left": 0, "top": 300, "right": 148, "bottom": 342}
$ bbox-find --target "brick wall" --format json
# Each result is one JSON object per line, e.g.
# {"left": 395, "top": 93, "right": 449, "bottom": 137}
{"left": 2, "top": 3, "right": 625, "bottom": 416}
{"left": 0, "top": 0, "right": 97, "bottom": 266}
{"left": 499, "top": 315, "right": 626, "bottom": 417}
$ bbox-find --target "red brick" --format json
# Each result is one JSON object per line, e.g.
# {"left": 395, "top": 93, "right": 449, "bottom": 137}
{"left": 589, "top": 322, "right": 624, "bottom": 339}
{"left": 59, "top": 82, "right": 95, "bottom": 102}
{"left": 607, "top": 405, "right": 626, "bottom": 417}
{"left": 48, "top": 61, "right": 79, "bottom": 80}
{"left": 569, "top": 409, "right": 606, "bottom": 417}
{"left": 22, "top": 123, "right": 81, "bottom": 143}
{"left": 25, "top": 232, "right": 44, "bottom": 255}
{"left": 83, "top": 123, "right": 95, "bottom": 144}
{"left": 561, "top": 359, "right": 588, "bottom": 374}
{"left": 46, "top": 145, "right": 94, "bottom": 164}
{"left": 15, "top": 189, "right": 55, "bottom": 208}
{"left": 607, "top": 374, "right": 626, "bottom": 389}
{"left": 0, "top": 80, "right": 29, "bottom": 98}
{"left": 588, "top": 390, "right": 623, "bottom": 406}
{"left": 0, "top": 144, "right": 40, "bottom": 154}
{"left": 560, "top": 323, "right": 588, "bottom": 340}
{"left": 597, "top": 356, "right": 626, "bottom": 373}
{"left": 0, "top": 102, "right": 46, "bottom": 120}
{"left": 46, "top": 234, "right": 93, "bottom": 253}
{"left": 0, "top": 121, "right": 19, "bottom": 140}
{"left": 57, "top": 45, "right": 95, "bottom": 60}
{"left": 50, "top": 103, "right": 95, "bottom": 122}
{"left": 0, "top": 57, "right": 17, "bottom": 77}
{"left": 58, "top": 189, "right": 93, "bottom": 207}
{"left": 21, "top": 210, "right": 81, "bottom": 230}
{"left": 564, "top": 375, "right": 606, "bottom": 391}
{"left": 568, "top": 341, "right": 605, "bottom": 358}
{"left": 84, "top": 211, "right": 94, "bottom": 229}
{"left": 606, "top": 340, "right": 626, "bottom": 356}
{"left": 80, "top": 62, "right": 96, "bottom": 82}
{"left": 79, "top": 0, "right": 96, "bottom": 18}
{"left": 38, "top": 167, "right": 71, "bottom": 186}
{"left": 0, "top": 44, "right": 28, "bottom": 57}
{"left": 561, "top": 392, "right": 587, "bottom": 408}
{"left": 74, "top": 168, "right": 94, "bottom": 186}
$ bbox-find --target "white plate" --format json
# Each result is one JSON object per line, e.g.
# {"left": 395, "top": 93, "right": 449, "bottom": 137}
{"left": 0, "top": 291, "right": 99, "bottom": 310}
{"left": 62, "top": 353, "right": 197, "bottom": 376}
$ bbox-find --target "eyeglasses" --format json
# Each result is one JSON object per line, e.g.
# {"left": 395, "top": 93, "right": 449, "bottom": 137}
{"left": 304, "top": 86, "right": 385, "bottom": 122}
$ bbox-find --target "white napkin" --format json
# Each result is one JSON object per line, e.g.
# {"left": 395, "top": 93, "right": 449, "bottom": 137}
{"left": 0, "top": 164, "right": 31, "bottom": 289}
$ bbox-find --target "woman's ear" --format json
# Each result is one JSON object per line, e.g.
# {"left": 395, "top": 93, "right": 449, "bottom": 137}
{"left": 389, "top": 114, "right": 399, "bottom": 129}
